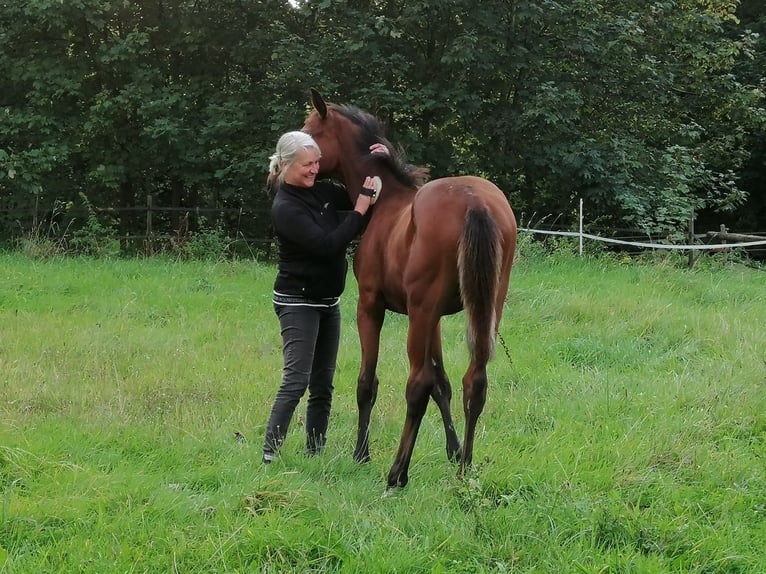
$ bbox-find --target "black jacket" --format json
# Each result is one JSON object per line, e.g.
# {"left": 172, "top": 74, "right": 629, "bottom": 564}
{"left": 271, "top": 181, "right": 366, "bottom": 299}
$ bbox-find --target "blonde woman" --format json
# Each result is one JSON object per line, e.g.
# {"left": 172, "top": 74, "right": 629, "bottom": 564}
{"left": 263, "top": 130, "right": 386, "bottom": 463}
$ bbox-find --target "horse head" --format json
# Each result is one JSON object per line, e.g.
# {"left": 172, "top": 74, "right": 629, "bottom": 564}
{"left": 302, "top": 89, "right": 429, "bottom": 201}
{"left": 302, "top": 89, "right": 344, "bottom": 178}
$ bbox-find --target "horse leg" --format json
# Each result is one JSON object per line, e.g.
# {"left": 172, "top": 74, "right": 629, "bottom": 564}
{"left": 459, "top": 361, "right": 488, "bottom": 475}
{"left": 429, "top": 323, "right": 462, "bottom": 462}
{"left": 354, "top": 297, "right": 385, "bottom": 463}
{"left": 387, "top": 308, "right": 437, "bottom": 488}
{"left": 386, "top": 363, "right": 432, "bottom": 488}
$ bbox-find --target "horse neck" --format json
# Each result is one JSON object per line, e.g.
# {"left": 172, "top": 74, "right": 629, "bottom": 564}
{"left": 335, "top": 160, "right": 416, "bottom": 206}
{"left": 375, "top": 172, "right": 416, "bottom": 206}
{"left": 337, "top": 161, "right": 365, "bottom": 201}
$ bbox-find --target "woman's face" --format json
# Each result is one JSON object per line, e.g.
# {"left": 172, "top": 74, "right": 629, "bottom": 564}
{"left": 283, "top": 147, "right": 320, "bottom": 188}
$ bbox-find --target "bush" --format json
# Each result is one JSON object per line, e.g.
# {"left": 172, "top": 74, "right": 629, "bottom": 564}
{"left": 69, "top": 194, "right": 120, "bottom": 257}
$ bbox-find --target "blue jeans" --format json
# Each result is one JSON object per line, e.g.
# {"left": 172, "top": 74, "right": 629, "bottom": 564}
{"left": 263, "top": 303, "right": 342, "bottom": 458}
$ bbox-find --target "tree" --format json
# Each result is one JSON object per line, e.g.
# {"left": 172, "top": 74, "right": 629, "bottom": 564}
{"left": 1, "top": 0, "right": 764, "bottom": 248}
{"left": 288, "top": 0, "right": 763, "bottom": 235}
{"left": 714, "top": 0, "right": 766, "bottom": 230}
{"left": 0, "top": 0, "right": 289, "bottom": 244}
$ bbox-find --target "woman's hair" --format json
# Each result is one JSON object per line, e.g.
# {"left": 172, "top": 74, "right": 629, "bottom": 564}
{"left": 268, "top": 131, "right": 321, "bottom": 184}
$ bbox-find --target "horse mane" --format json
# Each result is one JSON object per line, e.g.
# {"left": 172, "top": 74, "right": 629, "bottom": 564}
{"left": 331, "top": 104, "right": 430, "bottom": 189}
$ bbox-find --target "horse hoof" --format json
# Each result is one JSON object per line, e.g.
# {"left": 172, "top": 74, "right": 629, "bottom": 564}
{"left": 353, "top": 452, "right": 371, "bottom": 464}
{"left": 387, "top": 471, "right": 409, "bottom": 489}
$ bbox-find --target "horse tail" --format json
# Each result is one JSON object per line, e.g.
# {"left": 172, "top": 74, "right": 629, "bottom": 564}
{"left": 458, "top": 208, "right": 503, "bottom": 365}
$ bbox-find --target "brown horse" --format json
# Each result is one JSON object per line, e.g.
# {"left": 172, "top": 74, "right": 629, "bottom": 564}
{"left": 303, "top": 90, "right": 517, "bottom": 488}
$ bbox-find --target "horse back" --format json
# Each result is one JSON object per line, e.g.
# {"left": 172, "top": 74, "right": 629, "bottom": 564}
{"left": 354, "top": 175, "right": 516, "bottom": 315}
{"left": 408, "top": 176, "right": 515, "bottom": 313}
{"left": 412, "top": 176, "right": 516, "bottom": 247}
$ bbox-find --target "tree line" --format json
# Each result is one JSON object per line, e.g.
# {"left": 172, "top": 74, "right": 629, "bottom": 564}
{"left": 1, "top": 0, "right": 764, "bottom": 251}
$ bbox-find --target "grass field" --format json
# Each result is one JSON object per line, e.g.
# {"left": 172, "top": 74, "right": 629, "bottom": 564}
{"left": 1, "top": 247, "right": 765, "bottom": 573}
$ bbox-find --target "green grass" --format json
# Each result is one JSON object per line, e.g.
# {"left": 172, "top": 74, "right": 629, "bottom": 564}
{"left": 1, "top": 249, "right": 765, "bottom": 573}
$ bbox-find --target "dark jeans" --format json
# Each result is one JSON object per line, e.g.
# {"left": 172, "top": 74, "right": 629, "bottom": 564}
{"left": 263, "top": 303, "right": 342, "bottom": 458}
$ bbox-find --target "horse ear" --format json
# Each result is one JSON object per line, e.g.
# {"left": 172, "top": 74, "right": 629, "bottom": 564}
{"left": 310, "top": 88, "right": 328, "bottom": 119}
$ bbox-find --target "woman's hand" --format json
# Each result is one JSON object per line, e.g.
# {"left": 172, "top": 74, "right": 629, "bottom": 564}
{"left": 355, "top": 145, "right": 386, "bottom": 216}
{"left": 354, "top": 184, "right": 373, "bottom": 216}
{"left": 354, "top": 176, "right": 380, "bottom": 215}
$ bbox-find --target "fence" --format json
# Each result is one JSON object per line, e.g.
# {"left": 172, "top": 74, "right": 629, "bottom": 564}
{"left": 521, "top": 227, "right": 766, "bottom": 252}
{"left": 519, "top": 199, "right": 766, "bottom": 265}
{"left": 3, "top": 196, "right": 765, "bottom": 261}
{"left": 0, "top": 195, "right": 275, "bottom": 252}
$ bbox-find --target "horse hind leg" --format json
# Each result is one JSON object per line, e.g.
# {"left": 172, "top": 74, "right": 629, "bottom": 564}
{"left": 456, "top": 206, "right": 503, "bottom": 475}
{"left": 460, "top": 363, "right": 487, "bottom": 475}
{"left": 388, "top": 341, "right": 461, "bottom": 488}
{"left": 431, "top": 365, "right": 461, "bottom": 462}
{"left": 429, "top": 326, "right": 461, "bottom": 461}
{"left": 387, "top": 305, "right": 440, "bottom": 488}
{"left": 387, "top": 367, "right": 431, "bottom": 488}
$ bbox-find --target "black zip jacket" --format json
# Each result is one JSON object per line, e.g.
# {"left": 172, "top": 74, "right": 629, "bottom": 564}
{"left": 271, "top": 181, "right": 366, "bottom": 299}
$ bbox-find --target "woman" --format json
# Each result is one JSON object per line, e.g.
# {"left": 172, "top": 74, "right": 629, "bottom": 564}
{"left": 263, "top": 130, "right": 384, "bottom": 463}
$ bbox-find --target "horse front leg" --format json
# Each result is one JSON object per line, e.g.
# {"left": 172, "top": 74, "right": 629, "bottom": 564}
{"left": 430, "top": 322, "right": 462, "bottom": 462}
{"left": 353, "top": 296, "right": 385, "bottom": 463}
{"left": 459, "top": 362, "right": 488, "bottom": 475}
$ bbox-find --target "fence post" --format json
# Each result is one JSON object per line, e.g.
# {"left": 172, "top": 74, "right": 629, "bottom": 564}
{"left": 579, "top": 197, "right": 583, "bottom": 256}
{"left": 146, "top": 194, "right": 153, "bottom": 237}
{"left": 688, "top": 208, "right": 695, "bottom": 269}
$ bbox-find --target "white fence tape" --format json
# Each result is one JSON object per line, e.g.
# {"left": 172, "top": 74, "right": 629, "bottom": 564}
{"left": 518, "top": 228, "right": 766, "bottom": 251}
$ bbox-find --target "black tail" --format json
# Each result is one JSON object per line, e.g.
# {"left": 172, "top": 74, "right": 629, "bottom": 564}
{"left": 458, "top": 208, "right": 502, "bottom": 365}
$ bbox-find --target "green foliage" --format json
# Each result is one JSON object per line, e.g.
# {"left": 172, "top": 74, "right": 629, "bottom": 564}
{"left": 69, "top": 194, "right": 120, "bottom": 257}
{"left": 15, "top": 199, "right": 72, "bottom": 259}
{"left": 171, "top": 220, "right": 232, "bottom": 260}
{"left": 1, "top": 0, "right": 764, "bottom": 245}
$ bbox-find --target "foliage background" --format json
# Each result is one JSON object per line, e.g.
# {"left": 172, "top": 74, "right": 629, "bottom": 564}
{"left": 1, "top": 0, "right": 765, "bottom": 247}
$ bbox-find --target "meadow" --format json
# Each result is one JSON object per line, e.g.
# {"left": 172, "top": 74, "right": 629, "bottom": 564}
{"left": 0, "top": 245, "right": 765, "bottom": 573}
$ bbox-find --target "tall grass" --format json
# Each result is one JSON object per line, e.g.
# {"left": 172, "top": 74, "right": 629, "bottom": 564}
{"left": 1, "top": 249, "right": 764, "bottom": 573}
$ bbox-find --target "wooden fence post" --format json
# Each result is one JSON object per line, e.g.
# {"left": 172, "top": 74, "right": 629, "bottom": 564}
{"left": 146, "top": 194, "right": 153, "bottom": 237}
{"left": 688, "top": 208, "right": 695, "bottom": 269}
{"left": 579, "top": 197, "right": 583, "bottom": 256}
{"left": 720, "top": 223, "right": 728, "bottom": 264}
